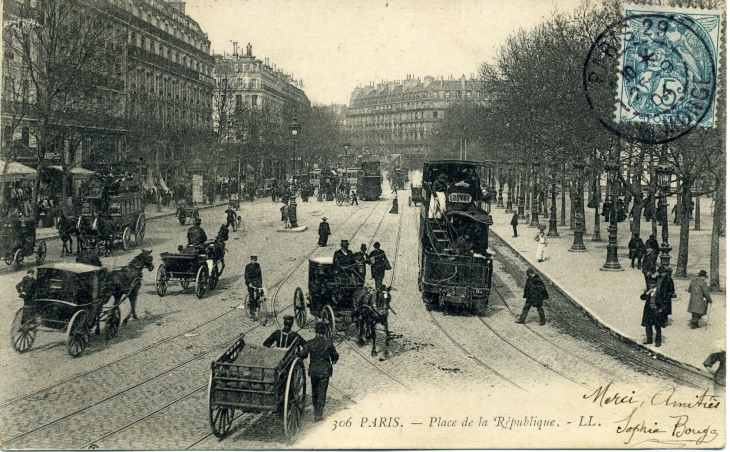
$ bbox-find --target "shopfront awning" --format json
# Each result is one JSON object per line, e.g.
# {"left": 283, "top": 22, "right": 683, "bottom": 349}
{"left": 0, "top": 160, "right": 37, "bottom": 182}
{"left": 48, "top": 165, "right": 96, "bottom": 178}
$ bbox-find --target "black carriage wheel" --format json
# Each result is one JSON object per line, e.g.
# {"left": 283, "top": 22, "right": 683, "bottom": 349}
{"left": 10, "top": 307, "right": 37, "bottom": 353}
{"left": 284, "top": 358, "right": 306, "bottom": 439}
{"left": 178, "top": 214, "right": 186, "bottom": 226}
{"left": 257, "top": 293, "right": 268, "bottom": 326}
{"left": 4, "top": 252, "right": 14, "bottom": 266}
{"left": 13, "top": 249, "right": 23, "bottom": 270}
{"left": 293, "top": 288, "right": 307, "bottom": 328}
{"left": 134, "top": 215, "right": 146, "bottom": 246}
{"left": 195, "top": 266, "right": 208, "bottom": 299}
{"left": 105, "top": 306, "right": 121, "bottom": 340}
{"left": 209, "top": 267, "right": 219, "bottom": 291}
{"left": 156, "top": 265, "right": 168, "bottom": 297}
{"left": 122, "top": 227, "right": 132, "bottom": 251}
{"left": 36, "top": 240, "right": 47, "bottom": 265}
{"left": 323, "top": 305, "right": 336, "bottom": 338}
{"left": 231, "top": 217, "right": 237, "bottom": 232}
{"left": 66, "top": 310, "right": 90, "bottom": 357}
{"left": 208, "top": 373, "right": 234, "bottom": 439}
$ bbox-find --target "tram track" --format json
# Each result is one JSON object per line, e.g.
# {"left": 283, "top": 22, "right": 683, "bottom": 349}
{"left": 1, "top": 204, "right": 374, "bottom": 447}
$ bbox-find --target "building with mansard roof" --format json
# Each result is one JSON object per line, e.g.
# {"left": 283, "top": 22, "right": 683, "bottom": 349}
{"left": 347, "top": 75, "right": 484, "bottom": 157}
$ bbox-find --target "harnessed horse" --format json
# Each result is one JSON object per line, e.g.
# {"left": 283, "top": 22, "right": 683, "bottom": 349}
{"left": 91, "top": 215, "right": 114, "bottom": 256}
{"left": 353, "top": 285, "right": 393, "bottom": 357}
{"left": 103, "top": 249, "right": 154, "bottom": 325}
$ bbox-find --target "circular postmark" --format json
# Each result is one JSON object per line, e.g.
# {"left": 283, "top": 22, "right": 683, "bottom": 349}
{"left": 583, "top": 12, "right": 717, "bottom": 145}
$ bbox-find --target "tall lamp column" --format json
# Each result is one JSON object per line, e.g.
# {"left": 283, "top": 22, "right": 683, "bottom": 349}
{"left": 547, "top": 165, "right": 560, "bottom": 237}
{"left": 601, "top": 161, "right": 623, "bottom": 270}
{"left": 529, "top": 158, "right": 541, "bottom": 228}
{"left": 517, "top": 162, "right": 526, "bottom": 220}
{"left": 656, "top": 155, "right": 673, "bottom": 271}
{"left": 505, "top": 162, "right": 514, "bottom": 213}
{"left": 288, "top": 118, "right": 301, "bottom": 228}
{"left": 570, "top": 161, "right": 587, "bottom": 252}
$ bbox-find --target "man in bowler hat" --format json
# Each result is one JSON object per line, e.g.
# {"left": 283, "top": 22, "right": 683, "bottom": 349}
{"left": 516, "top": 268, "right": 548, "bottom": 325}
{"left": 687, "top": 270, "right": 713, "bottom": 329}
{"left": 298, "top": 322, "right": 339, "bottom": 422}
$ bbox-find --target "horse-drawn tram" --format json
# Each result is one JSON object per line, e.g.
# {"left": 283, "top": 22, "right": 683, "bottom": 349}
{"left": 11, "top": 263, "right": 121, "bottom": 356}
{"left": 207, "top": 336, "right": 306, "bottom": 439}
{"left": 356, "top": 161, "right": 382, "bottom": 201}
{"left": 292, "top": 257, "right": 392, "bottom": 356}
{"left": 418, "top": 160, "right": 493, "bottom": 315}
{"left": 77, "top": 170, "right": 146, "bottom": 253}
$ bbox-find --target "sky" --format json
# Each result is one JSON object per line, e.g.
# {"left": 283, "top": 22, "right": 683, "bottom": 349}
{"left": 186, "top": 0, "right": 586, "bottom": 106}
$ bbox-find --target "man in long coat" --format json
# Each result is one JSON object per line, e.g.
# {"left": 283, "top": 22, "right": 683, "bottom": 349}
{"left": 368, "top": 242, "right": 390, "bottom": 290}
{"left": 318, "top": 217, "right": 331, "bottom": 246}
{"left": 687, "top": 270, "right": 713, "bottom": 329}
{"left": 352, "top": 244, "right": 369, "bottom": 286}
{"left": 298, "top": 322, "right": 339, "bottom": 422}
{"left": 244, "top": 255, "right": 263, "bottom": 317}
{"left": 516, "top": 268, "right": 548, "bottom": 325}
{"left": 628, "top": 233, "right": 645, "bottom": 269}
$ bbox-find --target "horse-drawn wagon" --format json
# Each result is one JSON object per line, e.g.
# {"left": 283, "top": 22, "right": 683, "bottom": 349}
{"left": 10, "top": 252, "right": 153, "bottom": 356}
{"left": 175, "top": 202, "right": 200, "bottom": 226}
{"left": 207, "top": 336, "right": 306, "bottom": 439}
{"left": 292, "top": 257, "right": 392, "bottom": 356}
{"left": 1, "top": 216, "right": 46, "bottom": 269}
{"left": 155, "top": 240, "right": 225, "bottom": 299}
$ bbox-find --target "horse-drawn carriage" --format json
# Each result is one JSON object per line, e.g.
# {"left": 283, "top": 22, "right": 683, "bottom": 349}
{"left": 77, "top": 172, "right": 146, "bottom": 253}
{"left": 207, "top": 335, "right": 306, "bottom": 439}
{"left": 292, "top": 257, "right": 392, "bottom": 356}
{"left": 175, "top": 202, "right": 200, "bottom": 226}
{"left": 1, "top": 216, "right": 46, "bottom": 269}
{"left": 155, "top": 240, "right": 226, "bottom": 299}
{"left": 10, "top": 252, "right": 153, "bottom": 357}
{"left": 408, "top": 185, "right": 424, "bottom": 207}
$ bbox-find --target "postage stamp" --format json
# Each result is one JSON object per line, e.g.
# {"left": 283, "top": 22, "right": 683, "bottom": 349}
{"left": 615, "top": 5, "right": 722, "bottom": 130}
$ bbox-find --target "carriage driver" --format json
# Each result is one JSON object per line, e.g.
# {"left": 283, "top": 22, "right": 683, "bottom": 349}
{"left": 187, "top": 217, "right": 207, "bottom": 247}
{"left": 263, "top": 315, "right": 303, "bottom": 349}
{"left": 333, "top": 240, "right": 357, "bottom": 285}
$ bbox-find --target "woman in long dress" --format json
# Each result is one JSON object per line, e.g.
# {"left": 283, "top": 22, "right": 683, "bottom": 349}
{"left": 535, "top": 226, "right": 547, "bottom": 262}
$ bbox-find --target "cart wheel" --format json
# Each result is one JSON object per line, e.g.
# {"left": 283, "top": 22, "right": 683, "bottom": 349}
{"left": 293, "top": 288, "right": 307, "bottom": 327}
{"left": 4, "top": 252, "right": 14, "bottom": 266}
{"left": 195, "top": 265, "right": 208, "bottom": 299}
{"left": 36, "top": 240, "right": 47, "bottom": 265}
{"left": 66, "top": 310, "right": 90, "bottom": 357}
{"left": 134, "top": 214, "right": 146, "bottom": 246}
{"left": 180, "top": 280, "right": 190, "bottom": 290}
{"left": 105, "top": 306, "right": 121, "bottom": 340}
{"left": 208, "top": 373, "right": 234, "bottom": 438}
{"left": 10, "top": 307, "right": 37, "bottom": 353}
{"left": 284, "top": 358, "right": 306, "bottom": 439}
{"left": 121, "top": 226, "right": 132, "bottom": 250}
{"left": 322, "top": 305, "right": 336, "bottom": 338}
{"left": 257, "top": 294, "right": 268, "bottom": 326}
{"left": 156, "top": 265, "right": 168, "bottom": 297}
{"left": 209, "top": 267, "right": 219, "bottom": 291}
{"left": 13, "top": 249, "right": 23, "bottom": 270}
{"left": 231, "top": 217, "right": 237, "bottom": 232}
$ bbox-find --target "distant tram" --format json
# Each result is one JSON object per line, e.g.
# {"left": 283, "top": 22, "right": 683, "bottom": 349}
{"left": 357, "top": 161, "right": 382, "bottom": 201}
{"left": 418, "top": 160, "right": 493, "bottom": 315}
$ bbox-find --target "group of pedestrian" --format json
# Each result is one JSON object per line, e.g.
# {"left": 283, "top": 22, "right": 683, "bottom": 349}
{"left": 628, "top": 232, "right": 659, "bottom": 270}
{"left": 332, "top": 239, "right": 391, "bottom": 289}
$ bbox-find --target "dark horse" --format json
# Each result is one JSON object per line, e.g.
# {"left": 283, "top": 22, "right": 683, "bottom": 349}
{"left": 103, "top": 249, "right": 154, "bottom": 325}
{"left": 353, "top": 285, "right": 393, "bottom": 357}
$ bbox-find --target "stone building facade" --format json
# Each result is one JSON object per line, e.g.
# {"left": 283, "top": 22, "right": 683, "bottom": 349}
{"left": 347, "top": 75, "right": 484, "bottom": 156}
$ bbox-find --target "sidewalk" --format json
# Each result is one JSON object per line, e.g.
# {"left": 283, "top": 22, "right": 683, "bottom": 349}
{"left": 490, "top": 199, "right": 725, "bottom": 376}
{"left": 35, "top": 199, "right": 230, "bottom": 243}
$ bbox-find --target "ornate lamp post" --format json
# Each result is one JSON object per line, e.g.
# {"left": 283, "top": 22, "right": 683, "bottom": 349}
{"left": 547, "top": 164, "right": 560, "bottom": 237}
{"left": 656, "top": 156, "right": 673, "bottom": 270}
{"left": 288, "top": 118, "right": 301, "bottom": 228}
{"left": 343, "top": 142, "right": 350, "bottom": 170}
{"left": 529, "top": 157, "right": 541, "bottom": 228}
{"left": 517, "top": 162, "right": 526, "bottom": 220}
{"left": 569, "top": 161, "right": 587, "bottom": 252}
{"left": 505, "top": 161, "right": 514, "bottom": 213}
{"left": 496, "top": 162, "right": 505, "bottom": 208}
{"left": 601, "top": 161, "right": 623, "bottom": 271}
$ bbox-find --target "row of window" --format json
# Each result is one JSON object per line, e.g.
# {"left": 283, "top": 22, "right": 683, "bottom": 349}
{"left": 350, "top": 111, "right": 440, "bottom": 125}
{"left": 128, "top": 68, "right": 211, "bottom": 107}
{"left": 129, "top": 31, "right": 211, "bottom": 76}
{"left": 352, "top": 89, "right": 480, "bottom": 107}
{"left": 353, "top": 131, "right": 428, "bottom": 142}
{"left": 129, "top": 98, "right": 211, "bottom": 128}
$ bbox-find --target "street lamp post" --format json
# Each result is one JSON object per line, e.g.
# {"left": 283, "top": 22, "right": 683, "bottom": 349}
{"left": 601, "top": 161, "right": 623, "bottom": 271}
{"left": 547, "top": 165, "right": 559, "bottom": 237}
{"left": 569, "top": 161, "right": 587, "bottom": 252}
{"left": 288, "top": 118, "right": 301, "bottom": 228}
{"left": 656, "top": 155, "right": 673, "bottom": 271}
{"left": 505, "top": 163, "right": 514, "bottom": 213}
{"left": 343, "top": 142, "right": 349, "bottom": 172}
{"left": 529, "top": 158, "right": 541, "bottom": 228}
{"left": 517, "top": 162, "right": 526, "bottom": 220}
{"left": 496, "top": 163, "right": 505, "bottom": 208}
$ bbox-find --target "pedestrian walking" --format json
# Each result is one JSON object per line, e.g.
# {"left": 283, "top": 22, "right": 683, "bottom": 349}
{"left": 510, "top": 212, "right": 519, "bottom": 237}
{"left": 516, "top": 268, "right": 548, "bottom": 325}
{"left": 298, "top": 322, "right": 339, "bottom": 422}
{"left": 318, "top": 217, "right": 331, "bottom": 247}
{"left": 368, "top": 242, "right": 391, "bottom": 290}
{"left": 628, "top": 232, "right": 645, "bottom": 268}
{"left": 534, "top": 225, "right": 547, "bottom": 262}
{"left": 353, "top": 244, "right": 369, "bottom": 285}
{"left": 350, "top": 190, "right": 358, "bottom": 206}
{"left": 225, "top": 207, "right": 237, "bottom": 229}
{"left": 687, "top": 270, "right": 713, "bottom": 329}
{"left": 645, "top": 234, "right": 659, "bottom": 261}
{"left": 641, "top": 255, "right": 657, "bottom": 290}
{"left": 655, "top": 265, "right": 675, "bottom": 320}
{"left": 640, "top": 285, "right": 667, "bottom": 347}
{"left": 389, "top": 196, "right": 399, "bottom": 214}
{"left": 280, "top": 204, "right": 290, "bottom": 229}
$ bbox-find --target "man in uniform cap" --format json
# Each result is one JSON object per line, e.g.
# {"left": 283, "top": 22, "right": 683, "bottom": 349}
{"left": 244, "top": 255, "right": 263, "bottom": 317}
{"left": 318, "top": 217, "right": 331, "bottom": 247}
{"left": 187, "top": 217, "right": 207, "bottom": 246}
{"left": 16, "top": 269, "right": 36, "bottom": 305}
{"left": 263, "top": 315, "right": 303, "bottom": 349}
{"left": 298, "top": 322, "right": 339, "bottom": 422}
{"left": 368, "top": 242, "right": 391, "bottom": 290}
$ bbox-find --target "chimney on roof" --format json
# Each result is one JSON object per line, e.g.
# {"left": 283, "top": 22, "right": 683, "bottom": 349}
{"left": 247, "top": 43, "right": 252, "bottom": 57}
